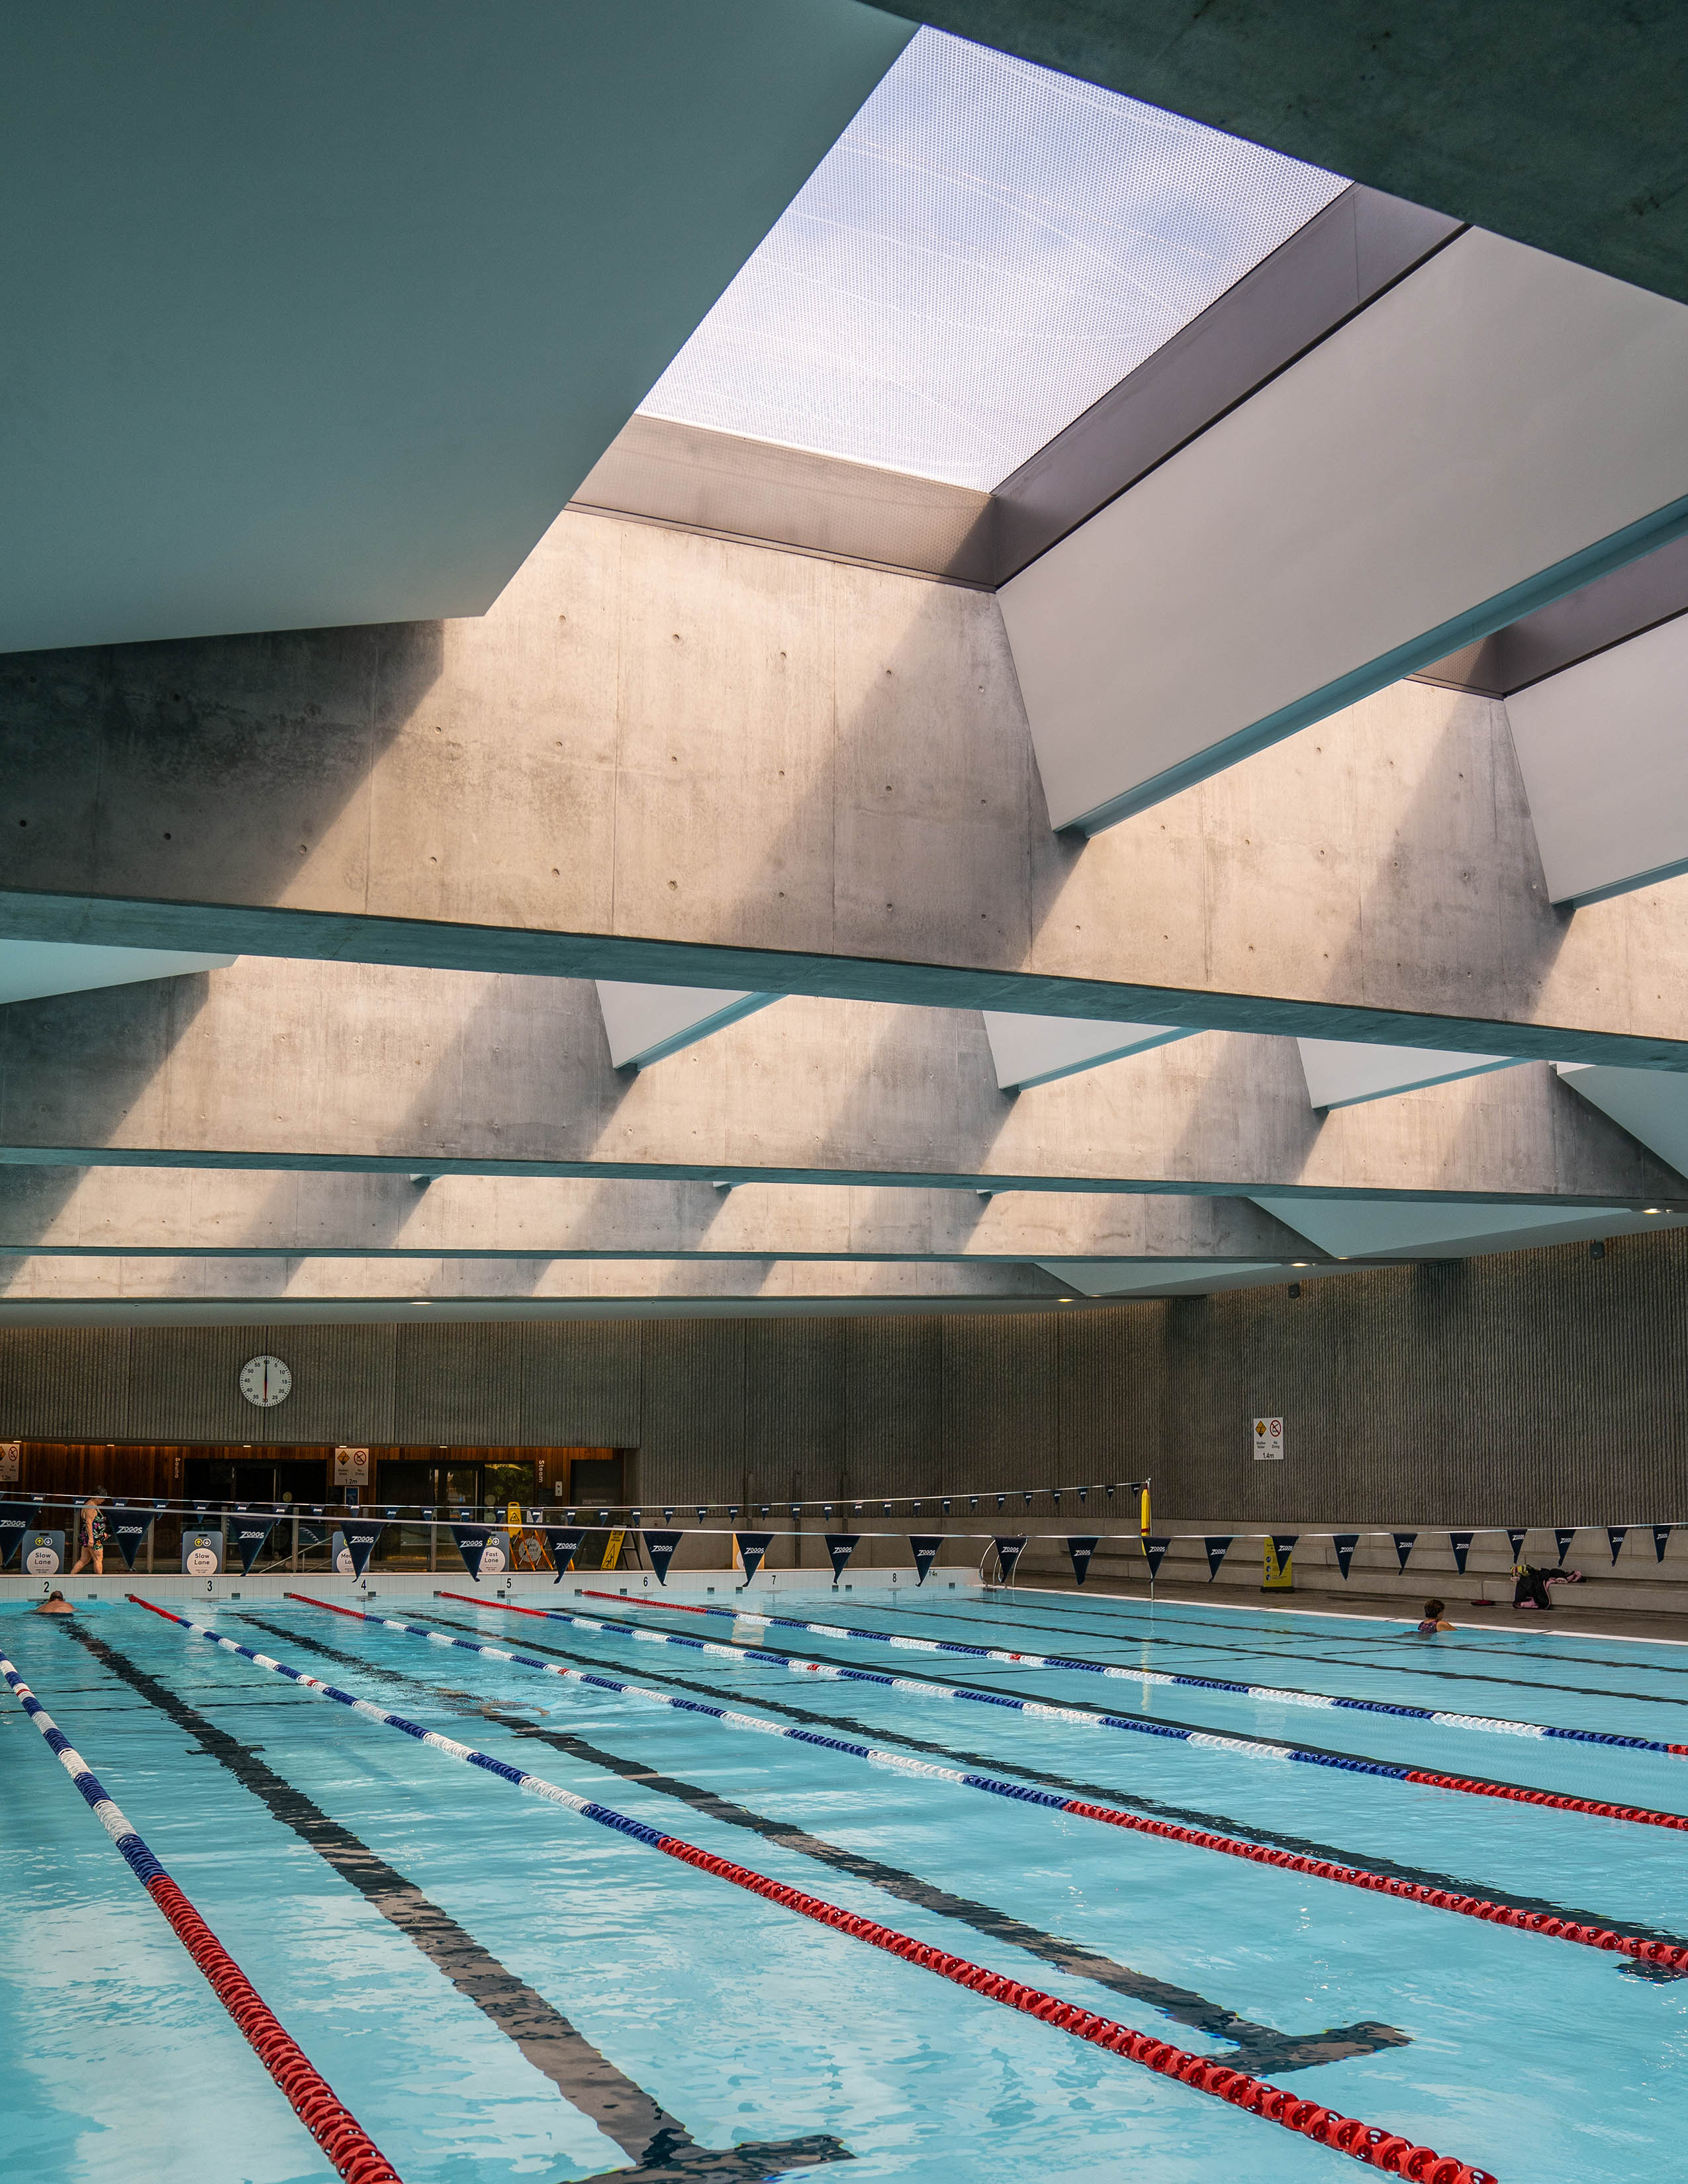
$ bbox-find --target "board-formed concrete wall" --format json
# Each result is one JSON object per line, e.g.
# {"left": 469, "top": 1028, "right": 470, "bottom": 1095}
{"left": 3, "top": 1222, "right": 1687, "bottom": 1530}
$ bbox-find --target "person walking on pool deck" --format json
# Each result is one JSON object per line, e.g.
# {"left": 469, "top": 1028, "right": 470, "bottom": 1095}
{"left": 34, "top": 1590, "right": 73, "bottom": 1614}
{"left": 69, "top": 1496, "right": 107, "bottom": 1577}
{"left": 1415, "top": 1598, "right": 1454, "bottom": 1634}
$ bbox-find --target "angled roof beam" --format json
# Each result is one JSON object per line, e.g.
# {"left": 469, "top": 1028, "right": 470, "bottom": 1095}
{"left": 998, "top": 230, "right": 1688, "bottom": 832}
{"left": 596, "top": 981, "right": 776, "bottom": 1069}
{"left": 1, "top": 961, "right": 1681, "bottom": 1209}
{"left": 13, "top": 517, "right": 1688, "bottom": 1068}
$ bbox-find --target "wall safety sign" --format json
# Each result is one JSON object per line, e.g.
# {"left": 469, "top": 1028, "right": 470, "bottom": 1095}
{"left": 1252, "top": 1416, "right": 1284, "bottom": 1461}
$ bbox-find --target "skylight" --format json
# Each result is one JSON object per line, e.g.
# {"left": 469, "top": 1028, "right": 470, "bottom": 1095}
{"left": 639, "top": 28, "right": 1347, "bottom": 490}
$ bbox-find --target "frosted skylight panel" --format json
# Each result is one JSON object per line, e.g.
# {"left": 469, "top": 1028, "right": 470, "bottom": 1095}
{"left": 639, "top": 28, "right": 1347, "bottom": 490}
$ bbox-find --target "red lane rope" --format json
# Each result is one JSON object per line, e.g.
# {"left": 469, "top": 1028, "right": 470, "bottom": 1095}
{"left": 655, "top": 1836, "right": 1497, "bottom": 2183}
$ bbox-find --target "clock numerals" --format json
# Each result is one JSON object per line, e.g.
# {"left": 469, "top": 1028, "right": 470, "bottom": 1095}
{"left": 239, "top": 1354, "right": 292, "bottom": 1407}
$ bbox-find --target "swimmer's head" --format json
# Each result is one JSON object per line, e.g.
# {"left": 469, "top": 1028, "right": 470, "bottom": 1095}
{"left": 1423, "top": 1598, "right": 1445, "bottom": 1619}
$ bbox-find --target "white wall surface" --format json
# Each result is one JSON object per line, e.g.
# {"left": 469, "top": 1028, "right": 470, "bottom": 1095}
{"left": 1505, "top": 614, "right": 1688, "bottom": 903}
{"left": 984, "top": 1012, "right": 1185, "bottom": 1090}
{"left": 0, "top": 939, "right": 234, "bottom": 1008}
{"left": 1000, "top": 229, "right": 1688, "bottom": 829}
{"left": 1296, "top": 1038, "right": 1518, "bottom": 1109}
{"left": 596, "top": 981, "right": 775, "bottom": 1069}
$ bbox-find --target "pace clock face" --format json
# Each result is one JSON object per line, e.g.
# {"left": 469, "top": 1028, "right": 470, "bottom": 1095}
{"left": 239, "top": 1354, "right": 292, "bottom": 1408}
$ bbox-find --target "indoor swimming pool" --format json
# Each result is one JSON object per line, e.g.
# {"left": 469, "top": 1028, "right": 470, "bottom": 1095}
{"left": 5, "top": 1586, "right": 1687, "bottom": 2183}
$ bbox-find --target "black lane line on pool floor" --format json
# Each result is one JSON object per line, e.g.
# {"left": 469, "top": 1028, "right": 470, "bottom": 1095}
{"left": 63, "top": 1621, "right": 849, "bottom": 2184}
{"left": 418, "top": 1611, "right": 1688, "bottom": 1966}
{"left": 582, "top": 1615, "right": 1688, "bottom": 1813}
{"left": 821, "top": 1599, "right": 1688, "bottom": 1713}
{"left": 234, "top": 1610, "right": 1397, "bottom": 2073}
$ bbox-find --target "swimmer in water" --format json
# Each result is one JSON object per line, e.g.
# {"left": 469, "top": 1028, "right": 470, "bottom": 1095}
{"left": 1414, "top": 1598, "right": 1454, "bottom": 1634}
{"left": 34, "top": 1589, "right": 73, "bottom": 1614}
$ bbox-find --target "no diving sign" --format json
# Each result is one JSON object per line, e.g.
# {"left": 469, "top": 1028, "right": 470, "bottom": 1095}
{"left": 1253, "top": 1417, "right": 1284, "bottom": 1462}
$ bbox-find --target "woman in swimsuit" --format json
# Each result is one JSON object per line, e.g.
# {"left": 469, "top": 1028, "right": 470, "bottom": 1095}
{"left": 70, "top": 1496, "right": 107, "bottom": 1576}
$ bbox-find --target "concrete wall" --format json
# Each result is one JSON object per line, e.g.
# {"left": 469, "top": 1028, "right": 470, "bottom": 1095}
{"left": 4, "top": 1221, "right": 1687, "bottom": 1531}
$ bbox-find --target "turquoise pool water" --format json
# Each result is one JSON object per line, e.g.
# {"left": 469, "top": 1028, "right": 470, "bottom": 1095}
{"left": 4, "top": 1587, "right": 1687, "bottom": 2183}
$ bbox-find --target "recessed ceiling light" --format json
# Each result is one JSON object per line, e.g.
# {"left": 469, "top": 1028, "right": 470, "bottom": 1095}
{"left": 1646, "top": 1208, "right": 1662, "bottom": 1216}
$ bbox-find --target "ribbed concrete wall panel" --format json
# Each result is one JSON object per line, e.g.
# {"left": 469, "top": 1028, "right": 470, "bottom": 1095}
{"left": 844, "top": 1315, "right": 941, "bottom": 1498}
{"left": 0, "top": 1325, "right": 130, "bottom": 1439}
{"left": 745, "top": 1317, "right": 844, "bottom": 1498}
{"left": 519, "top": 1321, "right": 639, "bottom": 1449}
{"left": 941, "top": 1313, "right": 1058, "bottom": 1494}
{"left": 392, "top": 1321, "right": 520, "bottom": 1445}
{"left": 639, "top": 1320, "right": 745, "bottom": 1506}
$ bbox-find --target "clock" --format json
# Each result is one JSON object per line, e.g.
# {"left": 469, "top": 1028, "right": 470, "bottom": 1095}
{"left": 239, "top": 1354, "right": 293, "bottom": 1408}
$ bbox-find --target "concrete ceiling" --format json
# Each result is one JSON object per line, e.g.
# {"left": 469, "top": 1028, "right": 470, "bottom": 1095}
{"left": 877, "top": 2, "right": 1688, "bottom": 306}
{"left": 0, "top": 1, "right": 910, "bottom": 653}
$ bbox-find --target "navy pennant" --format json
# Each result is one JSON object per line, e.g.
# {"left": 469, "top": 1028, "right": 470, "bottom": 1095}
{"left": 1554, "top": 1527, "right": 1577, "bottom": 1563}
{"left": 1506, "top": 1528, "right": 1527, "bottom": 1563}
{"left": 910, "top": 1535, "right": 943, "bottom": 1586}
{"left": 1608, "top": 1525, "right": 1628, "bottom": 1564}
{"left": 1391, "top": 1531, "right": 1417, "bottom": 1574}
{"left": 993, "top": 1537, "right": 1027, "bottom": 1584}
{"left": 1331, "top": 1532, "right": 1358, "bottom": 1581}
{"left": 641, "top": 1529, "right": 683, "bottom": 1586}
{"left": 451, "top": 1524, "right": 494, "bottom": 1580}
{"left": 226, "top": 1513, "right": 277, "bottom": 1575}
{"left": 1204, "top": 1536, "right": 1233, "bottom": 1580}
{"left": 1448, "top": 1530, "right": 1474, "bottom": 1576}
{"left": 1654, "top": 1524, "right": 1673, "bottom": 1563}
{"left": 1143, "top": 1535, "right": 1171, "bottom": 1579}
{"left": 546, "top": 1529, "right": 585, "bottom": 1580}
{"left": 734, "top": 1531, "right": 774, "bottom": 1585}
{"left": 1067, "top": 1535, "right": 1100, "bottom": 1587}
{"left": 0, "top": 1499, "right": 35, "bottom": 1569}
{"left": 823, "top": 1533, "right": 859, "bottom": 1586}
{"left": 339, "top": 1522, "right": 385, "bottom": 1578}
{"left": 106, "top": 1507, "right": 158, "bottom": 1572}
{"left": 1272, "top": 1533, "right": 1299, "bottom": 1565}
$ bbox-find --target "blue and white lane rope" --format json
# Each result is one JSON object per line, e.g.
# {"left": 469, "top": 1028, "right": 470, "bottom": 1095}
{"left": 574, "top": 1591, "right": 1688, "bottom": 1758}
{"left": 0, "top": 1645, "right": 402, "bottom": 2184}
{"left": 435, "top": 1593, "right": 1688, "bottom": 1833}
{"left": 122, "top": 1596, "right": 1495, "bottom": 2184}
{"left": 283, "top": 1593, "right": 1688, "bottom": 1975}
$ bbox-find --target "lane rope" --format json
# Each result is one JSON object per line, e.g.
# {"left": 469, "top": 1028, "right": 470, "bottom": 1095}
{"left": 575, "top": 1593, "right": 1688, "bottom": 1758}
{"left": 126, "top": 1594, "right": 1495, "bottom": 2184}
{"left": 287, "top": 1594, "right": 1688, "bottom": 1976}
{"left": 0, "top": 1644, "right": 402, "bottom": 2184}
{"left": 434, "top": 1594, "right": 1688, "bottom": 1833}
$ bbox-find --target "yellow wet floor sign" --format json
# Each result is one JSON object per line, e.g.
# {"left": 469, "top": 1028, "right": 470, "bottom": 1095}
{"left": 508, "top": 1502, "right": 555, "bottom": 1573}
{"left": 601, "top": 1526, "right": 626, "bottom": 1570}
{"left": 1262, "top": 1536, "right": 1295, "bottom": 1589}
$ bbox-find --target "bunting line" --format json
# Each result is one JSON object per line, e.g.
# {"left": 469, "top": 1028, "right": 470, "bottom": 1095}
{"left": 122, "top": 1597, "right": 1493, "bottom": 2184}
{"left": 574, "top": 1594, "right": 1688, "bottom": 1760}
{"left": 283, "top": 1594, "right": 1688, "bottom": 1977}
{"left": 0, "top": 1645, "right": 402, "bottom": 2184}
{"left": 431, "top": 1595, "right": 1688, "bottom": 1832}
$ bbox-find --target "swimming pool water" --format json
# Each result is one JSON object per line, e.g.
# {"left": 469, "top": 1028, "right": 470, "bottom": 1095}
{"left": 4, "top": 1588, "right": 1686, "bottom": 2183}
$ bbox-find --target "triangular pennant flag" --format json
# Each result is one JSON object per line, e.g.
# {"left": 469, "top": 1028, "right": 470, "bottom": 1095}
{"left": 1272, "top": 1533, "right": 1299, "bottom": 1565}
{"left": 451, "top": 1523, "right": 494, "bottom": 1580}
{"left": 1067, "top": 1535, "right": 1100, "bottom": 1587}
{"left": 1143, "top": 1535, "right": 1171, "bottom": 1579}
{"left": 993, "top": 1537, "right": 1027, "bottom": 1584}
{"left": 1608, "top": 1525, "right": 1628, "bottom": 1565}
{"left": 1653, "top": 1524, "right": 1673, "bottom": 1563}
{"left": 1204, "top": 1536, "right": 1233, "bottom": 1580}
{"left": 823, "top": 1533, "right": 859, "bottom": 1585}
{"left": 226, "top": 1513, "right": 277, "bottom": 1576}
{"left": 105, "top": 1506, "right": 158, "bottom": 1573}
{"left": 1506, "top": 1528, "right": 1527, "bottom": 1564}
{"left": 338, "top": 1522, "right": 385, "bottom": 1578}
{"left": 1554, "top": 1527, "right": 1577, "bottom": 1563}
{"left": 1449, "top": 1530, "right": 1474, "bottom": 1575}
{"left": 0, "top": 1500, "right": 34, "bottom": 1570}
{"left": 1332, "top": 1532, "right": 1359, "bottom": 1581}
{"left": 1391, "top": 1531, "right": 1417, "bottom": 1574}
{"left": 910, "top": 1535, "right": 943, "bottom": 1586}
{"left": 641, "top": 1529, "right": 683, "bottom": 1586}
{"left": 734, "top": 1531, "right": 774, "bottom": 1584}
{"left": 546, "top": 1529, "right": 584, "bottom": 1580}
